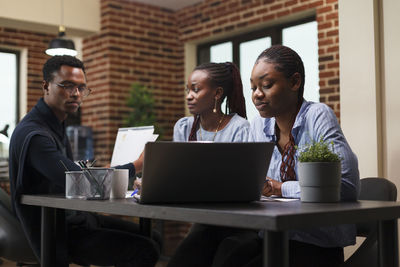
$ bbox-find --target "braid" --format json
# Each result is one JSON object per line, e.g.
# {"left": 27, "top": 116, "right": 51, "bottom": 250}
{"left": 187, "top": 62, "right": 247, "bottom": 141}
{"left": 225, "top": 62, "right": 247, "bottom": 118}
{"left": 256, "top": 45, "right": 305, "bottom": 103}
{"left": 193, "top": 62, "right": 247, "bottom": 117}
{"left": 188, "top": 115, "right": 200, "bottom": 141}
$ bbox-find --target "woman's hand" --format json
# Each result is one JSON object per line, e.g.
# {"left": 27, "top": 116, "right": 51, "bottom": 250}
{"left": 262, "top": 178, "right": 283, "bottom": 197}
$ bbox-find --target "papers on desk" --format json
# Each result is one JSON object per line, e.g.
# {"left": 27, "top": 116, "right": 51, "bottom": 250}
{"left": 126, "top": 190, "right": 134, "bottom": 198}
{"left": 260, "top": 196, "right": 299, "bottom": 202}
{"left": 110, "top": 126, "right": 158, "bottom": 167}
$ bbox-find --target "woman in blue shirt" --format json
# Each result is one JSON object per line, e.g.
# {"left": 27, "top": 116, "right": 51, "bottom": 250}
{"left": 173, "top": 62, "right": 249, "bottom": 142}
{"left": 242, "top": 45, "right": 359, "bottom": 266}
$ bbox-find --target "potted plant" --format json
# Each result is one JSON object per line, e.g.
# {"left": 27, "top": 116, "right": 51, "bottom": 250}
{"left": 297, "top": 136, "right": 341, "bottom": 202}
{"left": 124, "top": 82, "right": 164, "bottom": 137}
{"left": 123, "top": 82, "right": 163, "bottom": 188}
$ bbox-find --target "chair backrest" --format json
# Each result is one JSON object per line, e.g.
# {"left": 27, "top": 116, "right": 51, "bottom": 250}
{"left": 359, "top": 177, "right": 397, "bottom": 201}
{"left": 0, "top": 186, "right": 12, "bottom": 212}
{"left": 357, "top": 177, "right": 397, "bottom": 236}
{"left": 0, "top": 187, "right": 38, "bottom": 264}
{"left": 344, "top": 177, "right": 397, "bottom": 267}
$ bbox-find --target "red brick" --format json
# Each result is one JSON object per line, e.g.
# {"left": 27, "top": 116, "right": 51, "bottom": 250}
{"left": 262, "top": 14, "right": 276, "bottom": 21}
{"left": 327, "top": 62, "right": 339, "bottom": 68}
{"left": 320, "top": 71, "right": 335, "bottom": 78}
{"left": 319, "top": 38, "right": 334, "bottom": 46}
{"left": 328, "top": 95, "right": 340, "bottom": 101}
{"left": 277, "top": 10, "right": 291, "bottom": 17}
{"left": 318, "top": 21, "right": 332, "bottom": 30}
{"left": 327, "top": 29, "right": 339, "bottom": 37}
{"left": 270, "top": 3, "right": 283, "bottom": 11}
{"left": 292, "top": 5, "right": 309, "bottom": 13}
{"left": 327, "top": 45, "right": 339, "bottom": 53}
{"left": 308, "top": 0, "right": 324, "bottom": 8}
{"left": 285, "top": 0, "right": 298, "bottom": 7}
{"left": 326, "top": 12, "right": 338, "bottom": 20}
{"left": 256, "top": 7, "right": 269, "bottom": 14}
{"left": 318, "top": 5, "right": 333, "bottom": 14}
{"left": 320, "top": 87, "right": 335, "bottom": 94}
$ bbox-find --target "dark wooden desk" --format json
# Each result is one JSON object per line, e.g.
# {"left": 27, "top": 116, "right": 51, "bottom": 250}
{"left": 21, "top": 195, "right": 400, "bottom": 267}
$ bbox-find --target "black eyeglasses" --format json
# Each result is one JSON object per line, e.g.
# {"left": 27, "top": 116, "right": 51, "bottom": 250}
{"left": 55, "top": 83, "right": 92, "bottom": 97}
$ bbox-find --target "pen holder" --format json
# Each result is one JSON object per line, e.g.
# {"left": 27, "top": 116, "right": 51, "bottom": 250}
{"left": 83, "top": 168, "right": 114, "bottom": 200}
{"left": 65, "top": 171, "right": 90, "bottom": 199}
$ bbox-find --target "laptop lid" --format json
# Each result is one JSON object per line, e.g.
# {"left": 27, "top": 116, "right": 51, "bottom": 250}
{"left": 139, "top": 141, "right": 274, "bottom": 204}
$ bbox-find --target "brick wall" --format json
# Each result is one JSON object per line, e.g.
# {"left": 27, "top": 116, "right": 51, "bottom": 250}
{"left": 82, "top": 0, "right": 185, "bottom": 165}
{"left": 0, "top": 27, "right": 54, "bottom": 111}
{"left": 175, "top": 0, "right": 340, "bottom": 117}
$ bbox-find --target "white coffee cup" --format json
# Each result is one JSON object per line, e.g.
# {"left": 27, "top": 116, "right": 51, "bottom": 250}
{"left": 110, "top": 169, "right": 129, "bottom": 198}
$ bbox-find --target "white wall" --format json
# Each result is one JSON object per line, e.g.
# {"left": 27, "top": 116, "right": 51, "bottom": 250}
{"left": 0, "top": 0, "right": 100, "bottom": 36}
{"left": 339, "top": 0, "right": 381, "bottom": 179}
{"left": 382, "top": 0, "right": 400, "bottom": 187}
{"left": 340, "top": 0, "right": 400, "bottom": 191}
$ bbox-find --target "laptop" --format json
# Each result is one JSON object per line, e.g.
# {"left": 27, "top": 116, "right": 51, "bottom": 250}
{"left": 139, "top": 141, "right": 274, "bottom": 204}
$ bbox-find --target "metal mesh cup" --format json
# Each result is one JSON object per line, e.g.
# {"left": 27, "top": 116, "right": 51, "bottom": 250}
{"left": 65, "top": 171, "right": 89, "bottom": 199}
{"left": 83, "top": 168, "right": 114, "bottom": 200}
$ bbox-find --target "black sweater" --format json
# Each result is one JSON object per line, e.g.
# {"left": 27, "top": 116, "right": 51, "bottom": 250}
{"left": 9, "top": 98, "right": 135, "bottom": 262}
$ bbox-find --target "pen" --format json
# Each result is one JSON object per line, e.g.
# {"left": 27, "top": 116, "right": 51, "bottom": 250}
{"left": 131, "top": 189, "right": 139, "bottom": 196}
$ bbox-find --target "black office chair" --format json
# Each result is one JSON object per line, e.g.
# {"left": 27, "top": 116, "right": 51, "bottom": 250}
{"left": 0, "top": 187, "right": 39, "bottom": 266}
{"left": 343, "top": 177, "right": 397, "bottom": 267}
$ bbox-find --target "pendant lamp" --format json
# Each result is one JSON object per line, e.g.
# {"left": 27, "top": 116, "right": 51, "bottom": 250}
{"left": 45, "top": 0, "right": 77, "bottom": 56}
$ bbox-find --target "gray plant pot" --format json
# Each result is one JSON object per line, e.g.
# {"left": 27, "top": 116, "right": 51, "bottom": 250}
{"left": 298, "top": 162, "right": 341, "bottom": 202}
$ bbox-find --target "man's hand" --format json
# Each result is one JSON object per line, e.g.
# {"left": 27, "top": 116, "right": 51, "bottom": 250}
{"left": 133, "top": 150, "right": 144, "bottom": 173}
{"left": 262, "top": 178, "right": 283, "bottom": 197}
{"left": 133, "top": 178, "right": 142, "bottom": 194}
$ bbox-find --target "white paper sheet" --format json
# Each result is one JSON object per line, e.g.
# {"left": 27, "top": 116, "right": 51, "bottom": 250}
{"left": 260, "top": 196, "right": 299, "bottom": 202}
{"left": 110, "top": 126, "right": 158, "bottom": 166}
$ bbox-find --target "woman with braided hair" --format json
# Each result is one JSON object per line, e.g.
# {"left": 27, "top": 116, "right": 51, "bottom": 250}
{"left": 238, "top": 45, "right": 359, "bottom": 266}
{"left": 168, "top": 62, "right": 256, "bottom": 267}
{"left": 173, "top": 62, "right": 249, "bottom": 142}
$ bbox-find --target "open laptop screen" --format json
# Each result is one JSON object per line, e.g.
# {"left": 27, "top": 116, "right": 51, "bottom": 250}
{"left": 139, "top": 142, "right": 274, "bottom": 204}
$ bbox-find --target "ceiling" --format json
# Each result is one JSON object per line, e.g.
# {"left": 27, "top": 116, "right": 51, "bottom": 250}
{"left": 131, "top": 0, "right": 203, "bottom": 11}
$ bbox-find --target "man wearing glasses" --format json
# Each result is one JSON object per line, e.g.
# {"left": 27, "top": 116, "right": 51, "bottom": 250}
{"left": 9, "top": 56, "right": 160, "bottom": 267}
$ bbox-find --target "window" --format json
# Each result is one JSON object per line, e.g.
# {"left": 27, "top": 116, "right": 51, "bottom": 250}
{"left": 197, "top": 17, "right": 318, "bottom": 121}
{"left": 0, "top": 49, "right": 19, "bottom": 138}
{"left": 282, "top": 21, "right": 319, "bottom": 103}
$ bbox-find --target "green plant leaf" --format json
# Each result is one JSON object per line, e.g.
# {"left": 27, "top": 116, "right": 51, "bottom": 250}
{"left": 123, "top": 82, "right": 164, "bottom": 138}
{"left": 297, "top": 136, "right": 341, "bottom": 162}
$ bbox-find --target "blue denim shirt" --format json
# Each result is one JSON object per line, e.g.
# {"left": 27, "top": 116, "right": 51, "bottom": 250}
{"left": 250, "top": 100, "right": 360, "bottom": 247}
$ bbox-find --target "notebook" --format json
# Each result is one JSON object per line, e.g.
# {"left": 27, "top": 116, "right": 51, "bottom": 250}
{"left": 139, "top": 141, "right": 274, "bottom": 204}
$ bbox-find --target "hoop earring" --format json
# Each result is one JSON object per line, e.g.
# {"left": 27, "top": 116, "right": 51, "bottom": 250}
{"left": 213, "top": 98, "right": 217, "bottom": 113}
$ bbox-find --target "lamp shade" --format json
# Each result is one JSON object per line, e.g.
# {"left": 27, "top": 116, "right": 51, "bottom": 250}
{"left": 46, "top": 37, "right": 77, "bottom": 56}
{"left": 46, "top": 26, "right": 77, "bottom": 57}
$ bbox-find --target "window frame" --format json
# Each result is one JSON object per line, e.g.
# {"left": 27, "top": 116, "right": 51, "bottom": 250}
{"left": 0, "top": 48, "right": 20, "bottom": 124}
{"left": 197, "top": 16, "right": 316, "bottom": 67}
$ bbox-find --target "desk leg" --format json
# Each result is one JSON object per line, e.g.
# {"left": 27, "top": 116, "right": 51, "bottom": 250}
{"left": 140, "top": 218, "right": 152, "bottom": 237}
{"left": 263, "top": 231, "right": 289, "bottom": 267}
{"left": 378, "top": 219, "right": 399, "bottom": 267}
{"left": 41, "top": 207, "right": 56, "bottom": 267}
